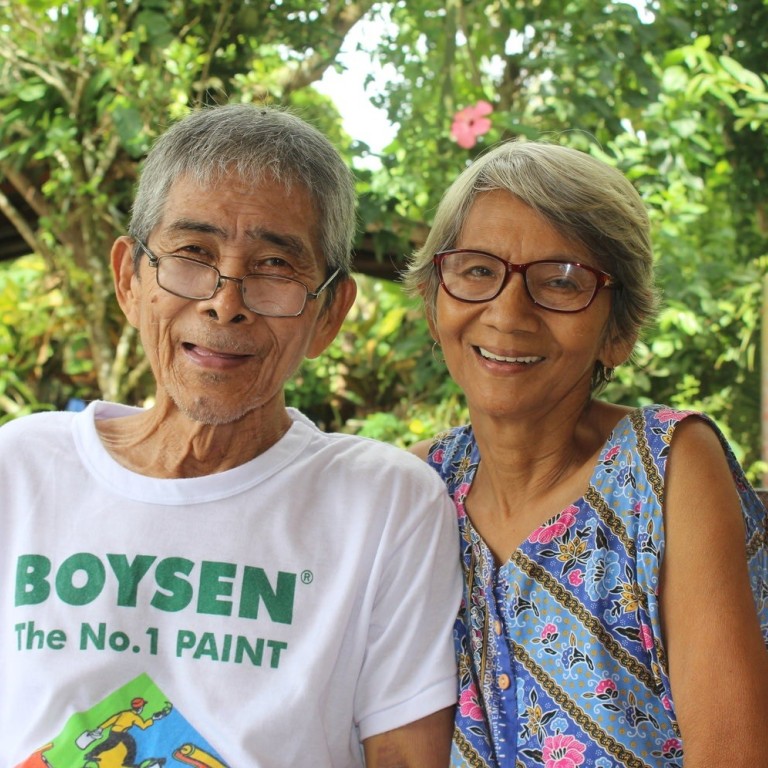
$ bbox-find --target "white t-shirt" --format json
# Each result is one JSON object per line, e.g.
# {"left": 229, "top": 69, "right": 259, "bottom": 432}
{"left": 1, "top": 402, "right": 461, "bottom": 767}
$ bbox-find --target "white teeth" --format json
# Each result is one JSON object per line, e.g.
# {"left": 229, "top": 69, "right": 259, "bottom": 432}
{"left": 478, "top": 347, "right": 540, "bottom": 364}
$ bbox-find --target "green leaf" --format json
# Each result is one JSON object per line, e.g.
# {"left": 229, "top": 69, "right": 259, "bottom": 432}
{"left": 16, "top": 82, "right": 47, "bottom": 102}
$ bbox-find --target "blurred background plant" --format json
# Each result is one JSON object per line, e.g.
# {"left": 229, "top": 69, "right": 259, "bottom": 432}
{"left": 0, "top": 0, "right": 766, "bottom": 481}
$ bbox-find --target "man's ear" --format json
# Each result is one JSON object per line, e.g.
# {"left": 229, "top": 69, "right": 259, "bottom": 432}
{"left": 112, "top": 236, "right": 141, "bottom": 329}
{"left": 306, "top": 276, "right": 358, "bottom": 359}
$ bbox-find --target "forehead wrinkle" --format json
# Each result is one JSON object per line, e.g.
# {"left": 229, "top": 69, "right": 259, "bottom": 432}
{"left": 165, "top": 218, "right": 227, "bottom": 238}
{"left": 162, "top": 220, "right": 311, "bottom": 258}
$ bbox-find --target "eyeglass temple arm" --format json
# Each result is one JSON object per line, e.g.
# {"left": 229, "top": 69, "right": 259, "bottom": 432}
{"left": 308, "top": 268, "right": 341, "bottom": 299}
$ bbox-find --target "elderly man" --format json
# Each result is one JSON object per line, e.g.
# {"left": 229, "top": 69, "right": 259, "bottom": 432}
{"left": 1, "top": 104, "right": 461, "bottom": 768}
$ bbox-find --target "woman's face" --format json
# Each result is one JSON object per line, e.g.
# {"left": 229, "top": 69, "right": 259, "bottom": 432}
{"left": 429, "top": 190, "right": 628, "bottom": 421}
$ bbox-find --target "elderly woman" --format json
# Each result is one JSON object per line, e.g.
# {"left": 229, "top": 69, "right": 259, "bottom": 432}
{"left": 405, "top": 141, "right": 768, "bottom": 767}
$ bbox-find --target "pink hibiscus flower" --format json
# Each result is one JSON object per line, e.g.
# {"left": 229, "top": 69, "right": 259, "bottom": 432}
{"left": 528, "top": 507, "right": 577, "bottom": 544}
{"left": 450, "top": 100, "right": 493, "bottom": 149}
{"left": 542, "top": 734, "right": 586, "bottom": 768}
{"left": 458, "top": 684, "right": 485, "bottom": 721}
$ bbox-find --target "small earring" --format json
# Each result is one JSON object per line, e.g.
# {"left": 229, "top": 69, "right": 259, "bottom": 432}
{"left": 604, "top": 366, "right": 615, "bottom": 382}
{"left": 431, "top": 342, "right": 444, "bottom": 363}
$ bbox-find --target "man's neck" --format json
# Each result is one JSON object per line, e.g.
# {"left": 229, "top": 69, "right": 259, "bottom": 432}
{"left": 94, "top": 400, "right": 293, "bottom": 478}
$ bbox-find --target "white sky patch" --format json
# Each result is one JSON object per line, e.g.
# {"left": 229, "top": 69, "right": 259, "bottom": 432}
{"left": 314, "top": 12, "right": 399, "bottom": 162}
{"left": 620, "top": 0, "right": 655, "bottom": 22}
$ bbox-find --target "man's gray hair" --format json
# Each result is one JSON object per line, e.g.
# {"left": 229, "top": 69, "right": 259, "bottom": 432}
{"left": 129, "top": 104, "right": 357, "bottom": 278}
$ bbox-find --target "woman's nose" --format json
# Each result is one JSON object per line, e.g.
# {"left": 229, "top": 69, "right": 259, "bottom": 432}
{"left": 483, "top": 273, "right": 539, "bottom": 328}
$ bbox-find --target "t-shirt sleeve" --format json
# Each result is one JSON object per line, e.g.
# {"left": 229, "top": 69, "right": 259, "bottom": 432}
{"left": 353, "top": 463, "right": 462, "bottom": 741}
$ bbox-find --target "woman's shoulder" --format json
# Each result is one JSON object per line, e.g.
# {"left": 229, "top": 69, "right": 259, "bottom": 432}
{"left": 412, "top": 425, "right": 476, "bottom": 483}
{"left": 427, "top": 424, "right": 474, "bottom": 458}
{"left": 589, "top": 403, "right": 709, "bottom": 499}
{"left": 601, "top": 402, "right": 707, "bottom": 451}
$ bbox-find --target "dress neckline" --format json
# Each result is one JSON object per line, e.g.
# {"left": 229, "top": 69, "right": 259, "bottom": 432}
{"left": 458, "top": 409, "right": 636, "bottom": 569}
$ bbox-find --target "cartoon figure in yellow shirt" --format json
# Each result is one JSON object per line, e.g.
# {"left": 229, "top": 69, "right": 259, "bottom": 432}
{"left": 80, "top": 697, "right": 172, "bottom": 767}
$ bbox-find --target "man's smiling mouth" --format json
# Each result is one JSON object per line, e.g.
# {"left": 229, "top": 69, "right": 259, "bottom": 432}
{"left": 183, "top": 342, "right": 251, "bottom": 359}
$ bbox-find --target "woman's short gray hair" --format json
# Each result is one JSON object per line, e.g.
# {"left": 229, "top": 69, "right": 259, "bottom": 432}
{"left": 403, "top": 140, "right": 659, "bottom": 390}
{"left": 128, "top": 104, "right": 357, "bottom": 281}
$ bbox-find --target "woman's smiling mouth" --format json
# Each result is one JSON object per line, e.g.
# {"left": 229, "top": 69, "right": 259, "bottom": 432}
{"left": 476, "top": 346, "right": 543, "bottom": 364}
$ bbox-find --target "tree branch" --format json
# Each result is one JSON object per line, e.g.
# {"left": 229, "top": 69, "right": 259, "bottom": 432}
{"left": 280, "top": 0, "right": 377, "bottom": 94}
{"left": 0, "top": 184, "right": 40, "bottom": 256}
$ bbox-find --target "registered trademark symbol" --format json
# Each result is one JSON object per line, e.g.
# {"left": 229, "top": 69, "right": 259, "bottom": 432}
{"left": 301, "top": 570, "right": 314, "bottom": 584}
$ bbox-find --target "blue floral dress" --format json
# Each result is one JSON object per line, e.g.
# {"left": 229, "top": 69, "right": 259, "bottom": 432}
{"left": 426, "top": 405, "right": 768, "bottom": 768}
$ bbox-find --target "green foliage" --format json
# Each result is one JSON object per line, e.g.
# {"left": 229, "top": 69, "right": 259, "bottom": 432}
{"left": 0, "top": 256, "right": 74, "bottom": 422}
{"left": 286, "top": 274, "right": 465, "bottom": 435}
{"left": 0, "top": 0, "right": 373, "bottom": 404}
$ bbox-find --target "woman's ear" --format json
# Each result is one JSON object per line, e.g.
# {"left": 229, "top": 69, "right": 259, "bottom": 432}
{"left": 306, "top": 276, "right": 358, "bottom": 359}
{"left": 599, "top": 328, "right": 637, "bottom": 371}
{"left": 112, "top": 236, "right": 141, "bottom": 329}
{"left": 425, "top": 304, "right": 440, "bottom": 346}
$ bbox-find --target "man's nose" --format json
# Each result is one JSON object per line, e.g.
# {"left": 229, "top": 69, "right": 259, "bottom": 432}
{"left": 201, "top": 275, "right": 251, "bottom": 323}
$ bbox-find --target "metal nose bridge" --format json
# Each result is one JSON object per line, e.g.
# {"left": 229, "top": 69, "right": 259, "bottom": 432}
{"left": 212, "top": 272, "right": 247, "bottom": 296}
{"left": 216, "top": 270, "right": 248, "bottom": 291}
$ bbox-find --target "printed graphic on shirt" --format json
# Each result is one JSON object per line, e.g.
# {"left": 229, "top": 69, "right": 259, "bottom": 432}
{"left": 15, "top": 673, "right": 229, "bottom": 768}
{"left": 13, "top": 552, "right": 299, "bottom": 669}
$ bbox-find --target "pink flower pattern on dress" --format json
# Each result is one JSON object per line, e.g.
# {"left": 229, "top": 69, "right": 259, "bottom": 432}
{"left": 541, "top": 622, "right": 558, "bottom": 640}
{"left": 428, "top": 406, "right": 767, "bottom": 767}
{"left": 528, "top": 507, "right": 577, "bottom": 544}
{"left": 454, "top": 482, "right": 472, "bottom": 519}
{"left": 456, "top": 481, "right": 471, "bottom": 500}
{"left": 655, "top": 407, "right": 691, "bottom": 423}
{"left": 639, "top": 623, "right": 654, "bottom": 650}
{"left": 450, "top": 100, "right": 493, "bottom": 149}
{"left": 568, "top": 569, "right": 584, "bottom": 586}
{"left": 594, "top": 679, "right": 617, "bottom": 696}
{"left": 458, "top": 683, "right": 484, "bottom": 721}
{"left": 542, "top": 734, "right": 586, "bottom": 768}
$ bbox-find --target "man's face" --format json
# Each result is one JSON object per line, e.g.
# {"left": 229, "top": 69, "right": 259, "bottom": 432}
{"left": 114, "top": 173, "right": 353, "bottom": 427}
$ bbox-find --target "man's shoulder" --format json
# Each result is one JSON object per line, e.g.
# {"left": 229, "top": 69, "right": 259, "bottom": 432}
{"left": 308, "top": 425, "right": 441, "bottom": 474}
{"left": 290, "top": 421, "right": 448, "bottom": 502}
{"left": 0, "top": 401, "right": 130, "bottom": 457}
{"left": 289, "top": 409, "right": 429, "bottom": 463}
{"left": 0, "top": 408, "right": 75, "bottom": 442}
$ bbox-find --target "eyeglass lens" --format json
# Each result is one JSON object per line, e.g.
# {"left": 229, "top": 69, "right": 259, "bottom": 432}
{"left": 156, "top": 256, "right": 308, "bottom": 317}
{"left": 438, "top": 251, "right": 603, "bottom": 311}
